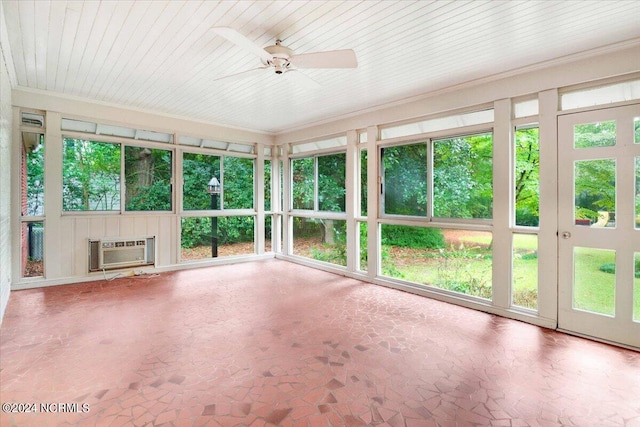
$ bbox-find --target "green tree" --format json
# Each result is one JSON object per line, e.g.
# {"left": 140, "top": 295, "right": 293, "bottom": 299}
{"left": 383, "top": 143, "right": 427, "bottom": 216}
{"left": 62, "top": 139, "right": 120, "bottom": 211}
{"left": 514, "top": 127, "right": 540, "bottom": 226}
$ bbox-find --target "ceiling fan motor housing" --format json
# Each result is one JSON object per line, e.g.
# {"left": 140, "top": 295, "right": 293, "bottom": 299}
{"left": 263, "top": 40, "right": 294, "bottom": 74}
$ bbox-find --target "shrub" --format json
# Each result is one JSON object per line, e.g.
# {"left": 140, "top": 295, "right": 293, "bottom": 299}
{"left": 382, "top": 225, "right": 444, "bottom": 249}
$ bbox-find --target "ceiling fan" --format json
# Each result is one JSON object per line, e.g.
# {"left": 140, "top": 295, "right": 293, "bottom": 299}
{"left": 211, "top": 27, "right": 357, "bottom": 85}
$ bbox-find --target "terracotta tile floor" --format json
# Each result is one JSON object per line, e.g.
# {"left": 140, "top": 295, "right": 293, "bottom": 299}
{"left": 1, "top": 260, "right": 639, "bottom": 427}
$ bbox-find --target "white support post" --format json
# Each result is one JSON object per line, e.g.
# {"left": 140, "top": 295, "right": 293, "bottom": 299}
{"left": 492, "top": 98, "right": 512, "bottom": 309}
{"left": 10, "top": 107, "right": 21, "bottom": 283}
{"left": 271, "top": 147, "right": 281, "bottom": 253}
{"left": 366, "top": 126, "right": 379, "bottom": 278}
{"left": 44, "top": 112, "right": 62, "bottom": 278}
{"left": 256, "top": 144, "right": 265, "bottom": 254}
{"left": 281, "top": 144, "right": 291, "bottom": 255}
{"left": 537, "top": 89, "right": 559, "bottom": 323}
{"left": 345, "top": 130, "right": 358, "bottom": 271}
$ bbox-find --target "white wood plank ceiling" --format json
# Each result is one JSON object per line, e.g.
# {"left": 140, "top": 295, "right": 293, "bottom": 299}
{"left": 2, "top": 0, "right": 640, "bottom": 134}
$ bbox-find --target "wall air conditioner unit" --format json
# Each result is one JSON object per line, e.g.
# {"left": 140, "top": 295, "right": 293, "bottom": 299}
{"left": 88, "top": 237, "right": 155, "bottom": 272}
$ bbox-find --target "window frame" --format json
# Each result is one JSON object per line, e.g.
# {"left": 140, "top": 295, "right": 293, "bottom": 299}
{"left": 379, "top": 126, "right": 495, "bottom": 226}
{"left": 61, "top": 133, "right": 175, "bottom": 214}
{"left": 289, "top": 149, "right": 347, "bottom": 215}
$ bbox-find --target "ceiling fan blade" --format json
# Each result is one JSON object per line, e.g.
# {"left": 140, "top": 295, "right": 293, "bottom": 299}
{"left": 213, "top": 66, "right": 268, "bottom": 82}
{"left": 285, "top": 69, "right": 321, "bottom": 89}
{"left": 290, "top": 49, "right": 357, "bottom": 69}
{"left": 211, "top": 27, "right": 273, "bottom": 63}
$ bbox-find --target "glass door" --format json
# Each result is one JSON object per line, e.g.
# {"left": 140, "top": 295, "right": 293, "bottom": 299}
{"left": 558, "top": 104, "right": 640, "bottom": 349}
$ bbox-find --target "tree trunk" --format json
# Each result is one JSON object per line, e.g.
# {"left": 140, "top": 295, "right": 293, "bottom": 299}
{"left": 126, "top": 148, "right": 154, "bottom": 201}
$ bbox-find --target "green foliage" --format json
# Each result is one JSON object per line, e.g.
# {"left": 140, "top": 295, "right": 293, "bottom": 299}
{"left": 381, "top": 225, "right": 444, "bottom": 249}
{"left": 574, "top": 121, "right": 616, "bottom": 148}
{"left": 433, "top": 133, "right": 493, "bottom": 219}
{"left": 575, "top": 159, "right": 616, "bottom": 222}
{"left": 360, "top": 149, "right": 368, "bottom": 216}
{"left": 124, "top": 147, "right": 172, "bottom": 211}
{"left": 183, "top": 152, "right": 220, "bottom": 210}
{"left": 223, "top": 156, "right": 254, "bottom": 209}
{"left": 63, "top": 139, "right": 121, "bottom": 211}
{"left": 433, "top": 245, "right": 492, "bottom": 299}
{"left": 599, "top": 261, "right": 640, "bottom": 278}
{"left": 292, "top": 157, "right": 314, "bottom": 209}
{"left": 383, "top": 143, "right": 427, "bottom": 216}
{"left": 318, "top": 153, "right": 346, "bottom": 212}
{"left": 25, "top": 138, "right": 44, "bottom": 216}
{"left": 514, "top": 127, "right": 540, "bottom": 226}
{"left": 310, "top": 243, "right": 346, "bottom": 266}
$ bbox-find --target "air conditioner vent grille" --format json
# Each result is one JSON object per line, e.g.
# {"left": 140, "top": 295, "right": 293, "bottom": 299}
{"left": 89, "top": 237, "right": 155, "bottom": 272}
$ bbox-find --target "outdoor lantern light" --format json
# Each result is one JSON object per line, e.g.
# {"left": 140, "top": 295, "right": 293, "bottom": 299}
{"left": 207, "top": 177, "right": 221, "bottom": 195}
{"left": 207, "top": 177, "right": 221, "bottom": 258}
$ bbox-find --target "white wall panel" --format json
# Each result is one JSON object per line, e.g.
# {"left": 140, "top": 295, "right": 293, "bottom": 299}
{"left": 58, "top": 218, "right": 75, "bottom": 277}
{"left": 0, "top": 44, "right": 13, "bottom": 324}
{"left": 73, "top": 217, "right": 88, "bottom": 276}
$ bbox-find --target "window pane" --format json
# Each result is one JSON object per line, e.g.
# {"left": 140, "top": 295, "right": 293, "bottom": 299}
{"left": 183, "top": 153, "right": 220, "bottom": 211}
{"left": 21, "top": 221, "right": 43, "bottom": 278}
{"left": 292, "top": 217, "right": 346, "bottom": 267}
{"left": 358, "top": 221, "right": 368, "bottom": 272}
{"left": 381, "top": 110, "right": 494, "bottom": 140}
{"left": 573, "top": 247, "right": 615, "bottom": 316}
{"left": 265, "top": 215, "right": 272, "bottom": 252}
{"left": 433, "top": 133, "right": 493, "bottom": 219}
{"left": 561, "top": 80, "right": 640, "bottom": 110}
{"left": 292, "top": 157, "right": 314, "bottom": 210}
{"left": 574, "top": 121, "right": 616, "bottom": 148}
{"left": 264, "top": 160, "right": 271, "bottom": 211}
{"left": 380, "top": 225, "right": 492, "bottom": 299}
{"left": 574, "top": 159, "right": 616, "bottom": 227}
{"left": 635, "top": 117, "right": 640, "bottom": 144}
{"left": 361, "top": 149, "right": 368, "bottom": 216}
{"left": 514, "top": 99, "right": 539, "bottom": 118}
{"left": 383, "top": 143, "right": 427, "bottom": 216}
{"left": 63, "top": 139, "right": 121, "bottom": 211}
{"left": 22, "top": 133, "right": 44, "bottom": 216}
{"left": 514, "top": 127, "right": 540, "bottom": 226}
{"left": 512, "top": 234, "right": 538, "bottom": 310}
{"left": 318, "top": 153, "right": 346, "bottom": 212}
{"left": 181, "top": 216, "right": 254, "bottom": 260}
{"left": 124, "top": 147, "right": 172, "bottom": 211}
{"left": 223, "top": 156, "right": 254, "bottom": 209}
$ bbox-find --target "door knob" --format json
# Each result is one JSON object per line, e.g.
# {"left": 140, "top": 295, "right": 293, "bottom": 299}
{"left": 562, "top": 231, "right": 571, "bottom": 239}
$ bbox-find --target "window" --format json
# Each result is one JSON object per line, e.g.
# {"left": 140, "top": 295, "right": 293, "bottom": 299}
{"left": 264, "top": 160, "right": 271, "bottom": 211}
{"left": 62, "top": 138, "right": 173, "bottom": 212}
{"left": 382, "top": 132, "right": 493, "bottom": 220}
{"left": 380, "top": 225, "right": 492, "bottom": 300}
{"left": 291, "top": 153, "right": 346, "bottom": 212}
{"left": 124, "top": 147, "right": 172, "bottom": 211}
{"left": 561, "top": 79, "right": 640, "bottom": 110}
{"left": 182, "top": 153, "right": 255, "bottom": 211}
{"left": 292, "top": 217, "right": 347, "bottom": 267}
{"left": 21, "top": 130, "right": 45, "bottom": 278}
{"left": 183, "top": 152, "right": 220, "bottom": 211}
{"left": 514, "top": 127, "right": 540, "bottom": 227}
{"left": 512, "top": 233, "right": 538, "bottom": 310}
{"left": 223, "top": 156, "right": 254, "bottom": 210}
{"left": 180, "top": 216, "right": 255, "bottom": 261}
{"left": 433, "top": 133, "right": 493, "bottom": 219}
{"left": 381, "top": 109, "right": 494, "bottom": 140}
{"left": 318, "top": 153, "right": 346, "bottom": 212}
{"left": 382, "top": 143, "right": 427, "bottom": 216}
{"left": 63, "top": 139, "right": 121, "bottom": 211}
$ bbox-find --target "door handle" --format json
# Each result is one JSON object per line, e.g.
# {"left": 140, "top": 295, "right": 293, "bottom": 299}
{"left": 562, "top": 231, "right": 571, "bottom": 239}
